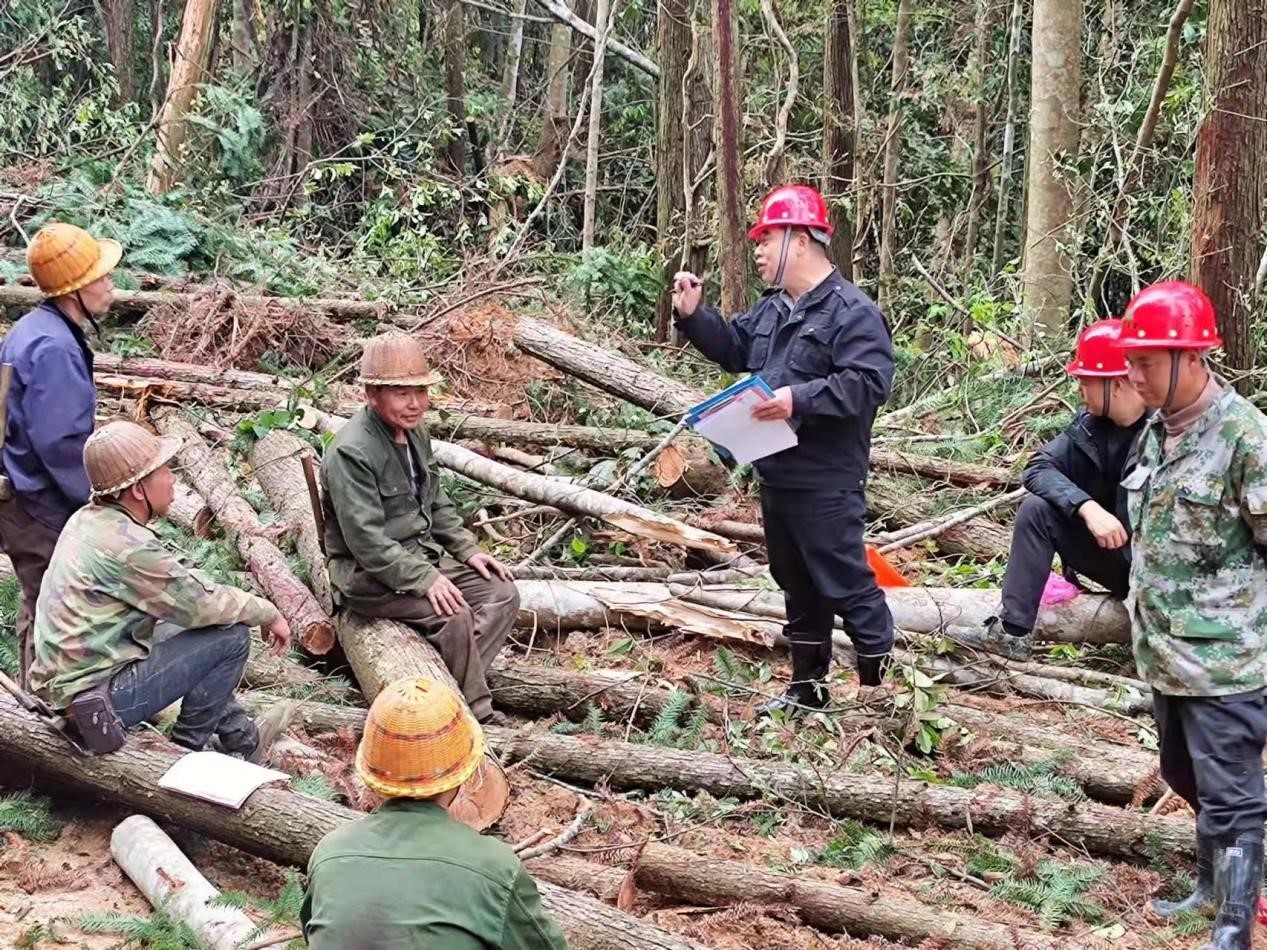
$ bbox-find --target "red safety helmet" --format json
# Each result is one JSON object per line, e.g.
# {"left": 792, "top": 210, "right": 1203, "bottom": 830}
{"left": 1116, "top": 281, "right": 1222, "bottom": 351}
{"left": 748, "top": 185, "right": 833, "bottom": 241}
{"left": 1067, "top": 319, "right": 1128, "bottom": 378}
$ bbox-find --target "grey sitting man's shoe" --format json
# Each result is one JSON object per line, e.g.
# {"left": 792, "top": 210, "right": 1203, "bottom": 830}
{"left": 247, "top": 700, "right": 297, "bottom": 765}
{"left": 956, "top": 616, "right": 1033, "bottom": 662}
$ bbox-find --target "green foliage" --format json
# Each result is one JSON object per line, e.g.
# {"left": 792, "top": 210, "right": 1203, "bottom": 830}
{"left": 564, "top": 245, "right": 663, "bottom": 332}
{"left": 183, "top": 83, "right": 268, "bottom": 186}
{"left": 814, "top": 820, "right": 896, "bottom": 870}
{"left": 891, "top": 664, "right": 955, "bottom": 754}
{"left": 990, "top": 860, "right": 1106, "bottom": 930}
{"left": 950, "top": 756, "right": 1087, "bottom": 802}
{"left": 292, "top": 774, "right": 337, "bottom": 801}
{"left": 0, "top": 790, "right": 65, "bottom": 842}
{"left": 16, "top": 921, "right": 64, "bottom": 948}
{"left": 964, "top": 838, "right": 1016, "bottom": 879}
{"left": 645, "top": 689, "right": 691, "bottom": 745}
{"left": 76, "top": 909, "right": 200, "bottom": 948}
{"left": 215, "top": 870, "right": 306, "bottom": 945}
{"left": 153, "top": 520, "right": 245, "bottom": 588}
{"left": 0, "top": 573, "right": 21, "bottom": 677}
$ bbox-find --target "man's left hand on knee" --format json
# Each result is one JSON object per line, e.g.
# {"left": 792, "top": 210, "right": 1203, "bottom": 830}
{"left": 467, "top": 552, "right": 514, "bottom": 582}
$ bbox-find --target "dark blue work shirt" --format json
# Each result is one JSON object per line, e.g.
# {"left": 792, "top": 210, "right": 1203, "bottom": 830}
{"left": 0, "top": 302, "right": 96, "bottom": 530}
{"left": 675, "top": 269, "right": 893, "bottom": 490}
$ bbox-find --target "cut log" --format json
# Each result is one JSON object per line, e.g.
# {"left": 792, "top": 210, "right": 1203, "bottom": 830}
{"left": 95, "top": 353, "right": 317, "bottom": 394}
{"left": 530, "top": 845, "right": 1059, "bottom": 949}
{"left": 869, "top": 448, "right": 1019, "bottom": 488}
{"left": 110, "top": 815, "right": 258, "bottom": 950}
{"left": 0, "top": 692, "right": 702, "bottom": 950}
{"left": 691, "top": 518, "right": 764, "bottom": 545}
{"left": 0, "top": 284, "right": 392, "bottom": 322}
{"left": 867, "top": 476, "right": 1013, "bottom": 561}
{"left": 249, "top": 431, "right": 333, "bottom": 613}
{"left": 483, "top": 725, "right": 1191, "bottom": 861}
{"left": 513, "top": 565, "right": 754, "bottom": 585}
{"left": 155, "top": 413, "right": 336, "bottom": 655}
{"left": 167, "top": 480, "right": 216, "bottom": 538}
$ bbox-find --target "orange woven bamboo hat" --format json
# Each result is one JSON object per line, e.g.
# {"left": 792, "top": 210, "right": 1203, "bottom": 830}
{"left": 359, "top": 333, "right": 442, "bottom": 387}
{"left": 355, "top": 677, "right": 486, "bottom": 799}
{"left": 84, "top": 420, "right": 183, "bottom": 499}
{"left": 27, "top": 222, "right": 122, "bottom": 297}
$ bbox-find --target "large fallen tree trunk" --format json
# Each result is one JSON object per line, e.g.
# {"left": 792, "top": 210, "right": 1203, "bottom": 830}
{"left": 95, "top": 353, "right": 318, "bottom": 394}
{"left": 868, "top": 449, "right": 1018, "bottom": 488}
{"left": 155, "top": 413, "right": 336, "bottom": 654}
{"left": 484, "top": 726, "right": 1191, "bottom": 860}
{"left": 530, "top": 846, "right": 1058, "bottom": 949}
{"left": 0, "top": 284, "right": 393, "bottom": 322}
{"left": 0, "top": 693, "right": 704, "bottom": 950}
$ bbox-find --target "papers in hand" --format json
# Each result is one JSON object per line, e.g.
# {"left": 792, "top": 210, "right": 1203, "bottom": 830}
{"left": 159, "top": 750, "right": 290, "bottom": 810}
{"left": 687, "top": 376, "right": 797, "bottom": 465}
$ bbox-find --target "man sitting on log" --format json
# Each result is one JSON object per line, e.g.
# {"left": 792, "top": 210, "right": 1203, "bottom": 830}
{"left": 671, "top": 184, "right": 895, "bottom": 715}
{"left": 1116, "top": 282, "right": 1267, "bottom": 949}
{"left": 0, "top": 223, "right": 117, "bottom": 687}
{"left": 978, "top": 319, "right": 1147, "bottom": 660}
{"left": 301, "top": 676, "right": 567, "bottom": 949}
{"left": 28, "top": 420, "right": 294, "bottom": 760}
{"left": 321, "top": 333, "right": 518, "bottom": 725}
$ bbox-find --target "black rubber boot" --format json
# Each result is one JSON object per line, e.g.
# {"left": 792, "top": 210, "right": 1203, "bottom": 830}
{"left": 1202, "top": 834, "right": 1263, "bottom": 950}
{"left": 856, "top": 652, "right": 892, "bottom": 687}
{"left": 1151, "top": 832, "right": 1215, "bottom": 918}
{"left": 757, "top": 638, "right": 831, "bottom": 718}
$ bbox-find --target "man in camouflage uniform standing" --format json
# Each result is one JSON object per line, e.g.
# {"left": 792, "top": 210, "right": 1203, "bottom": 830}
{"left": 1116, "top": 282, "right": 1267, "bottom": 950}
{"left": 29, "top": 421, "right": 294, "bottom": 761}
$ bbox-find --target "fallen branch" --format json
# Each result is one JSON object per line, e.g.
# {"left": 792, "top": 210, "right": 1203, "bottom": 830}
{"left": 529, "top": 0, "right": 660, "bottom": 79}
{"left": 517, "top": 798, "right": 594, "bottom": 860}
{"left": 875, "top": 488, "right": 1026, "bottom": 554}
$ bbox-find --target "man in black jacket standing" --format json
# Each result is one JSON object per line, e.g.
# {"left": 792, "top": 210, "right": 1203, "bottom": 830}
{"left": 672, "top": 184, "right": 895, "bottom": 716}
{"left": 981, "top": 319, "right": 1147, "bottom": 659}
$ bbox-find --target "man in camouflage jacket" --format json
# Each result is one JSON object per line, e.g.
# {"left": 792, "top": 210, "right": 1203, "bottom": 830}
{"left": 1117, "top": 282, "right": 1267, "bottom": 950}
{"left": 29, "top": 421, "right": 293, "bottom": 760}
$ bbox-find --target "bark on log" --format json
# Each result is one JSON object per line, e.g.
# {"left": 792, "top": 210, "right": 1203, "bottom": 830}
{"left": 484, "top": 726, "right": 1191, "bottom": 861}
{"left": 0, "top": 693, "right": 702, "bottom": 950}
{"left": 531, "top": 845, "right": 1060, "bottom": 949}
{"left": 147, "top": 0, "right": 220, "bottom": 194}
{"left": 155, "top": 413, "right": 336, "bottom": 655}
{"left": 513, "top": 565, "right": 753, "bottom": 585}
{"left": 0, "top": 284, "right": 393, "bottom": 322}
{"left": 168, "top": 480, "right": 216, "bottom": 538}
{"left": 111, "top": 815, "right": 258, "bottom": 950}
{"left": 867, "top": 476, "right": 1013, "bottom": 561}
{"left": 869, "top": 448, "right": 1018, "bottom": 488}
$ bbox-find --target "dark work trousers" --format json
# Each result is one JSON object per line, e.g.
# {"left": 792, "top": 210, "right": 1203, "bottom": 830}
{"left": 1153, "top": 689, "right": 1267, "bottom": 844}
{"left": 760, "top": 487, "right": 894, "bottom": 683}
{"left": 343, "top": 563, "right": 518, "bottom": 722}
{"left": 0, "top": 496, "right": 62, "bottom": 689}
{"left": 109, "top": 622, "right": 257, "bottom": 755}
{"left": 1000, "top": 495, "right": 1131, "bottom": 633}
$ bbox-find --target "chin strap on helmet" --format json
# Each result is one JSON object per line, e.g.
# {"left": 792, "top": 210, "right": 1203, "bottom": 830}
{"left": 1163, "top": 351, "right": 1182, "bottom": 411}
{"left": 771, "top": 228, "right": 794, "bottom": 289}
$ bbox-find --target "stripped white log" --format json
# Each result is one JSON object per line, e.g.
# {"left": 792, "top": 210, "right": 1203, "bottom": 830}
{"left": 110, "top": 815, "right": 257, "bottom": 950}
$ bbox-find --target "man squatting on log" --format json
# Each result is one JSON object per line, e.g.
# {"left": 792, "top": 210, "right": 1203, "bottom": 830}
{"left": 320, "top": 333, "right": 519, "bottom": 724}
{"left": 672, "top": 184, "right": 895, "bottom": 714}
{"left": 977, "top": 318, "right": 1147, "bottom": 660}
{"left": 302, "top": 676, "right": 567, "bottom": 948}
{"left": 1118, "top": 282, "right": 1267, "bottom": 950}
{"left": 28, "top": 420, "right": 295, "bottom": 761}
{"left": 0, "top": 223, "right": 116, "bottom": 687}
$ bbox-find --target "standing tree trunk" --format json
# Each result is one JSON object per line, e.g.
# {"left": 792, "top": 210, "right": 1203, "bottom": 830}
{"left": 495, "top": 0, "right": 529, "bottom": 157}
{"left": 440, "top": 0, "right": 469, "bottom": 175}
{"left": 990, "top": 0, "right": 1024, "bottom": 274}
{"left": 654, "top": 0, "right": 694, "bottom": 338}
{"left": 877, "top": 0, "right": 913, "bottom": 309}
{"left": 822, "top": 0, "right": 855, "bottom": 280}
{"left": 101, "top": 0, "right": 138, "bottom": 104}
{"left": 1191, "top": 0, "right": 1267, "bottom": 384}
{"left": 962, "top": 0, "right": 995, "bottom": 264}
{"left": 580, "top": 0, "right": 614, "bottom": 250}
{"left": 147, "top": 0, "right": 220, "bottom": 194}
{"left": 711, "top": 0, "right": 747, "bottom": 315}
{"left": 534, "top": 11, "right": 574, "bottom": 178}
{"left": 1019, "top": 0, "right": 1084, "bottom": 342}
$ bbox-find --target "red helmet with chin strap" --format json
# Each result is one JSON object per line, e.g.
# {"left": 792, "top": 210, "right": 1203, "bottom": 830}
{"left": 1067, "top": 319, "right": 1128, "bottom": 378}
{"left": 748, "top": 185, "right": 833, "bottom": 241}
{"left": 1116, "top": 281, "right": 1222, "bottom": 351}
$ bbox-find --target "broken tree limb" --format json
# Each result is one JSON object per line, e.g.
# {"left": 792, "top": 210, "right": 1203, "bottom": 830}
{"left": 241, "top": 649, "right": 357, "bottom": 703}
{"left": 512, "top": 565, "right": 753, "bottom": 585}
{"left": 484, "top": 726, "right": 1190, "bottom": 860}
{"left": 95, "top": 353, "right": 317, "bottom": 395}
{"left": 111, "top": 815, "right": 258, "bottom": 950}
{"left": 529, "top": 0, "right": 660, "bottom": 79}
{"left": 868, "top": 448, "right": 1019, "bottom": 488}
{"left": 531, "top": 844, "right": 1059, "bottom": 949}
{"left": 0, "top": 284, "right": 393, "bottom": 322}
{"left": 156, "top": 413, "right": 336, "bottom": 655}
{"left": 875, "top": 488, "right": 1026, "bottom": 554}
{"left": 866, "top": 476, "right": 1013, "bottom": 561}
{"left": 0, "top": 692, "right": 702, "bottom": 950}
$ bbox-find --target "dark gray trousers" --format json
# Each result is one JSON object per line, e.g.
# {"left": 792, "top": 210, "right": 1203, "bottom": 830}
{"left": 1000, "top": 495, "right": 1131, "bottom": 633}
{"left": 1153, "top": 689, "right": 1267, "bottom": 844}
{"left": 108, "top": 622, "right": 257, "bottom": 755}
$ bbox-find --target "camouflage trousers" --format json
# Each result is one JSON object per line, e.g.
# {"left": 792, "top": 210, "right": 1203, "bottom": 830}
{"left": 108, "top": 622, "right": 257, "bottom": 755}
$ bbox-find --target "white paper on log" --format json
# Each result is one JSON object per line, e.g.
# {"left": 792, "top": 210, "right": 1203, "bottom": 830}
{"left": 159, "top": 751, "right": 290, "bottom": 809}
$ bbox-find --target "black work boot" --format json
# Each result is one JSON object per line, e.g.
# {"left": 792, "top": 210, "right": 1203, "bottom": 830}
{"left": 757, "top": 638, "right": 831, "bottom": 718}
{"left": 1152, "top": 832, "right": 1215, "bottom": 918}
{"left": 856, "top": 652, "right": 892, "bottom": 688}
{"left": 1201, "top": 834, "right": 1263, "bottom": 950}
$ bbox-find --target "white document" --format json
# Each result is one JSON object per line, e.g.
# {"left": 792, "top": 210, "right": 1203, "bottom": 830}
{"left": 691, "top": 387, "right": 798, "bottom": 465}
{"left": 158, "top": 750, "right": 290, "bottom": 810}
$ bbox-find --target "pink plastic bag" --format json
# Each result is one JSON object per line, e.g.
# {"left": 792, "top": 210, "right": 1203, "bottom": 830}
{"left": 1040, "top": 573, "right": 1081, "bottom": 606}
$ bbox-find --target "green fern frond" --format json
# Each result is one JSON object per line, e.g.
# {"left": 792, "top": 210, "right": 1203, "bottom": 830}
{"left": 0, "top": 790, "right": 65, "bottom": 841}
{"left": 677, "top": 705, "right": 711, "bottom": 749}
{"left": 646, "top": 690, "right": 691, "bottom": 746}
{"left": 580, "top": 705, "right": 605, "bottom": 735}
{"left": 77, "top": 909, "right": 200, "bottom": 948}
{"left": 550, "top": 720, "right": 582, "bottom": 735}
{"left": 814, "top": 821, "right": 895, "bottom": 870}
{"left": 964, "top": 838, "right": 1015, "bottom": 878}
{"left": 950, "top": 756, "right": 1087, "bottom": 801}
{"left": 292, "top": 774, "right": 337, "bottom": 801}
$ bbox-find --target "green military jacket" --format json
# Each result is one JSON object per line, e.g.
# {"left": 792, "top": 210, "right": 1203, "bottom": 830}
{"left": 301, "top": 798, "right": 568, "bottom": 950}
{"left": 1123, "top": 383, "right": 1267, "bottom": 696}
{"left": 29, "top": 503, "right": 279, "bottom": 709}
{"left": 320, "top": 407, "right": 480, "bottom": 606}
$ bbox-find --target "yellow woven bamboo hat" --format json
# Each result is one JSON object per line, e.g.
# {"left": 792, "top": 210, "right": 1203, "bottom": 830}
{"left": 355, "top": 677, "right": 487, "bottom": 799}
{"left": 359, "top": 333, "right": 442, "bottom": 387}
{"left": 27, "top": 222, "right": 123, "bottom": 297}
{"left": 84, "top": 421, "right": 183, "bottom": 499}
